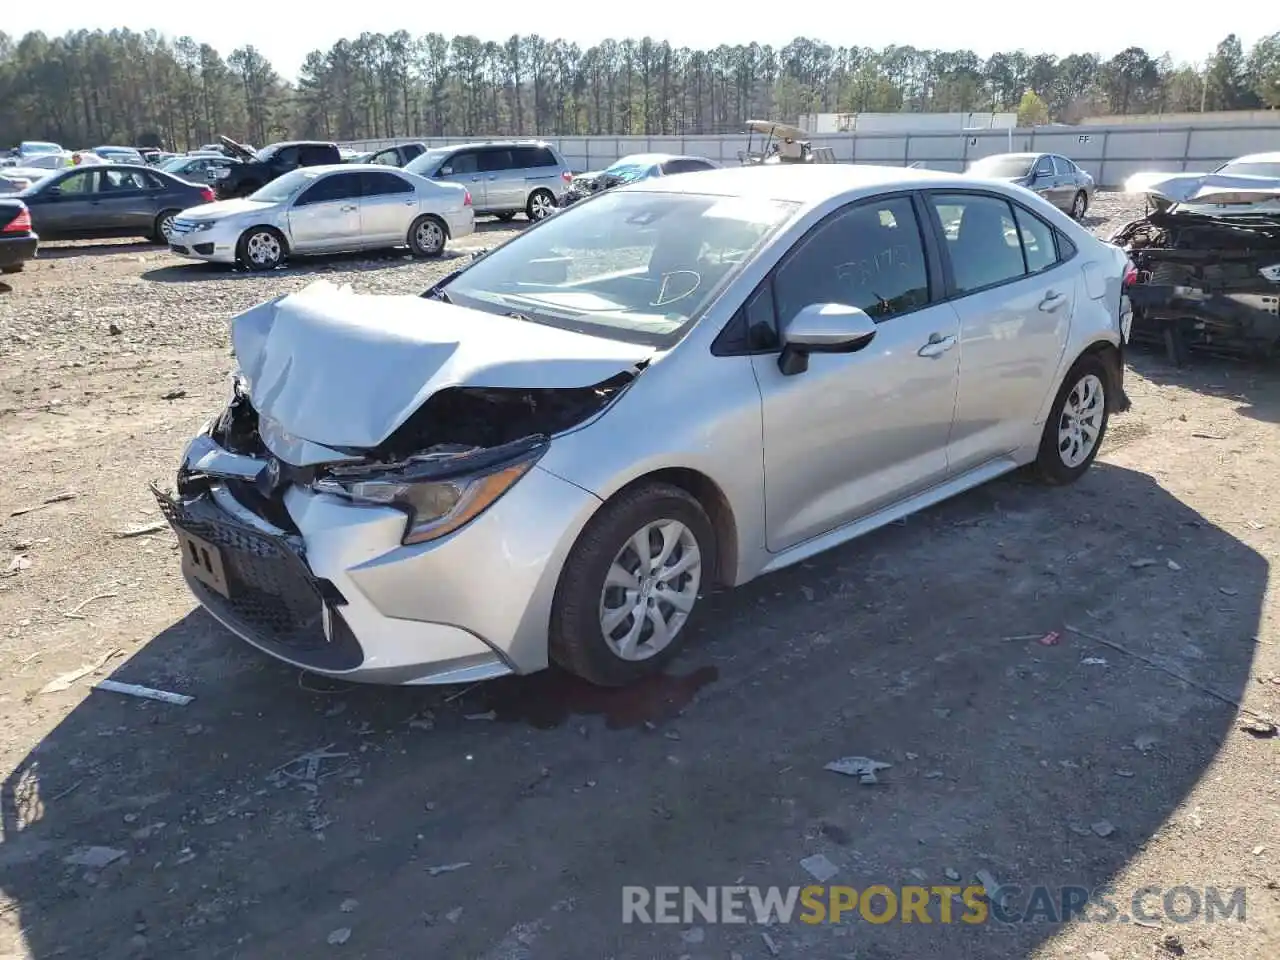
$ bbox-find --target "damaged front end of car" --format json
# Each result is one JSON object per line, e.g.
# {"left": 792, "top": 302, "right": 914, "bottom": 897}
{"left": 155, "top": 282, "right": 648, "bottom": 680}
{"left": 1113, "top": 175, "right": 1280, "bottom": 364}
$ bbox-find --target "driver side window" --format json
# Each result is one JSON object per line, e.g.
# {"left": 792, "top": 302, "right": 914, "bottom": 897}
{"left": 56, "top": 171, "right": 99, "bottom": 195}
{"left": 296, "top": 174, "right": 360, "bottom": 206}
{"left": 772, "top": 196, "right": 931, "bottom": 328}
{"left": 1034, "top": 157, "right": 1054, "bottom": 178}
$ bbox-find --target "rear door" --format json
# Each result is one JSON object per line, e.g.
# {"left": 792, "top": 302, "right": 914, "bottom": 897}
{"left": 358, "top": 170, "right": 417, "bottom": 244}
{"left": 923, "top": 191, "right": 1078, "bottom": 473}
{"left": 288, "top": 171, "right": 362, "bottom": 251}
{"left": 478, "top": 147, "right": 522, "bottom": 211}
{"left": 96, "top": 168, "right": 157, "bottom": 233}
{"left": 435, "top": 150, "right": 484, "bottom": 207}
{"left": 515, "top": 145, "right": 563, "bottom": 194}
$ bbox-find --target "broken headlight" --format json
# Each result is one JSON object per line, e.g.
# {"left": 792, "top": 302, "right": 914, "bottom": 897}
{"left": 312, "top": 445, "right": 542, "bottom": 545}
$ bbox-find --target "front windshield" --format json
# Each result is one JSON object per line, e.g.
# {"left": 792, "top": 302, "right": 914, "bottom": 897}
{"left": 442, "top": 190, "right": 797, "bottom": 347}
{"left": 1216, "top": 161, "right": 1280, "bottom": 179}
{"left": 404, "top": 149, "right": 452, "bottom": 177}
{"left": 248, "top": 168, "right": 318, "bottom": 203}
{"left": 969, "top": 156, "right": 1035, "bottom": 178}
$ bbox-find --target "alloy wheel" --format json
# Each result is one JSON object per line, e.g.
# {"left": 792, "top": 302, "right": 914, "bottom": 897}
{"left": 1057, "top": 373, "right": 1105, "bottom": 468}
{"left": 598, "top": 519, "right": 702, "bottom": 661}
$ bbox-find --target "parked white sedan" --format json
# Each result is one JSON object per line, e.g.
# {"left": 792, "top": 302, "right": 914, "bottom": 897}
{"left": 167, "top": 164, "right": 475, "bottom": 270}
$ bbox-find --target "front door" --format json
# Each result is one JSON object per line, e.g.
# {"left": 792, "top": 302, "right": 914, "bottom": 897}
{"left": 358, "top": 171, "right": 417, "bottom": 244}
{"left": 924, "top": 191, "right": 1076, "bottom": 472}
{"left": 749, "top": 194, "right": 962, "bottom": 552}
{"left": 30, "top": 169, "right": 101, "bottom": 237}
{"left": 435, "top": 151, "right": 484, "bottom": 209}
{"left": 288, "top": 171, "right": 362, "bottom": 252}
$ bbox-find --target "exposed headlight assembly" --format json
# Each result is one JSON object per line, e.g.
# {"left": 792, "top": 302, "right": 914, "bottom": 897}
{"left": 313, "top": 437, "right": 546, "bottom": 545}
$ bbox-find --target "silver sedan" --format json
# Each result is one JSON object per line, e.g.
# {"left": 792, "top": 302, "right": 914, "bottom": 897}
{"left": 167, "top": 164, "right": 475, "bottom": 270}
{"left": 162, "top": 165, "right": 1131, "bottom": 687}
{"left": 968, "top": 152, "right": 1096, "bottom": 219}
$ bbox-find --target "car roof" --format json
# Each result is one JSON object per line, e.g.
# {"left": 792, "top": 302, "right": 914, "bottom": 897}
{"left": 430, "top": 140, "right": 555, "bottom": 152}
{"left": 1230, "top": 152, "right": 1280, "bottom": 164}
{"left": 264, "top": 141, "right": 337, "bottom": 149}
{"left": 623, "top": 163, "right": 964, "bottom": 202}
{"left": 292, "top": 163, "right": 413, "bottom": 175}
{"left": 613, "top": 153, "right": 681, "bottom": 165}
{"left": 95, "top": 145, "right": 139, "bottom": 151}
{"left": 973, "top": 152, "right": 1044, "bottom": 161}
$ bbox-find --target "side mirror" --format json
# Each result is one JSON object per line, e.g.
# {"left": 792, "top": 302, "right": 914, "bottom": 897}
{"left": 45, "top": 185, "right": 62, "bottom": 197}
{"left": 778, "top": 303, "right": 877, "bottom": 376}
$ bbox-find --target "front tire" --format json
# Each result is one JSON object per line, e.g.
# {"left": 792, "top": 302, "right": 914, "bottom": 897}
{"left": 494, "top": 212, "right": 517, "bottom": 223}
{"left": 550, "top": 483, "right": 715, "bottom": 687}
{"left": 526, "top": 189, "right": 555, "bottom": 222}
{"left": 236, "top": 227, "right": 285, "bottom": 271}
{"left": 0, "top": 263, "right": 22, "bottom": 275}
{"left": 408, "top": 215, "right": 447, "bottom": 258}
{"left": 1033, "top": 354, "right": 1110, "bottom": 485}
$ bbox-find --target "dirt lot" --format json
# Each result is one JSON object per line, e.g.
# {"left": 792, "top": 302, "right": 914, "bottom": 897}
{"left": 0, "top": 197, "right": 1278, "bottom": 960}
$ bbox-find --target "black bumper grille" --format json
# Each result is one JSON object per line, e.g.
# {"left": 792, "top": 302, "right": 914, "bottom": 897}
{"left": 154, "top": 486, "right": 358, "bottom": 668}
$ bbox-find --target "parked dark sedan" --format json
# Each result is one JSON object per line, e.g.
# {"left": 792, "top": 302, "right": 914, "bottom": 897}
{"left": 0, "top": 199, "right": 37, "bottom": 274}
{"left": 967, "top": 152, "right": 1096, "bottom": 219}
{"left": 16, "top": 164, "right": 215, "bottom": 243}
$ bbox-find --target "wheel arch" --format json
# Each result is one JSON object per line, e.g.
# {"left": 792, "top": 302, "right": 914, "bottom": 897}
{"left": 595, "top": 467, "right": 739, "bottom": 590}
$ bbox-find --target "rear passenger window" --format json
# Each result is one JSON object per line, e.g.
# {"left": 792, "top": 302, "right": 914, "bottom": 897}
{"left": 513, "top": 146, "right": 556, "bottom": 167}
{"left": 1013, "top": 206, "right": 1058, "bottom": 274}
{"left": 773, "top": 196, "right": 930, "bottom": 324}
{"left": 929, "top": 193, "right": 1025, "bottom": 294}
{"left": 479, "top": 150, "right": 515, "bottom": 172}
{"left": 361, "top": 171, "right": 413, "bottom": 196}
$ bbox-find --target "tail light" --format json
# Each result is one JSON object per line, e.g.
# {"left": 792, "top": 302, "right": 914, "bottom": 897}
{"left": 561, "top": 170, "right": 573, "bottom": 183}
{"left": 199, "top": 186, "right": 215, "bottom": 203}
{"left": 2, "top": 206, "right": 31, "bottom": 233}
{"left": 1123, "top": 262, "right": 1138, "bottom": 287}
{"left": 463, "top": 190, "right": 472, "bottom": 207}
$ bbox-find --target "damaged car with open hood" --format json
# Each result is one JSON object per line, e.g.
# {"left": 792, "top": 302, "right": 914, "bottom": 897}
{"left": 1111, "top": 153, "right": 1280, "bottom": 364}
{"left": 159, "top": 164, "right": 1131, "bottom": 687}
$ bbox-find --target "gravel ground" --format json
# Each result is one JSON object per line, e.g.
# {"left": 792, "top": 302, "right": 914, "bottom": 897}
{"left": 1, "top": 195, "right": 1278, "bottom": 960}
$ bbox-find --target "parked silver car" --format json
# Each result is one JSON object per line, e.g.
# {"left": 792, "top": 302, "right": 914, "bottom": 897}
{"left": 167, "top": 164, "right": 474, "bottom": 270}
{"left": 968, "top": 152, "right": 1095, "bottom": 219}
{"left": 159, "top": 153, "right": 239, "bottom": 185}
{"left": 403, "top": 140, "right": 571, "bottom": 221}
{"left": 160, "top": 165, "right": 1131, "bottom": 687}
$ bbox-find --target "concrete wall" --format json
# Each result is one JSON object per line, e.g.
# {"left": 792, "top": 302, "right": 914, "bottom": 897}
{"left": 346, "top": 118, "right": 1280, "bottom": 187}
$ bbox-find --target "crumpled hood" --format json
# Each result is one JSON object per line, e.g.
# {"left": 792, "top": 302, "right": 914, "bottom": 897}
{"left": 184, "top": 197, "right": 273, "bottom": 220}
{"left": 231, "top": 281, "right": 653, "bottom": 451}
{"left": 1123, "top": 170, "right": 1280, "bottom": 206}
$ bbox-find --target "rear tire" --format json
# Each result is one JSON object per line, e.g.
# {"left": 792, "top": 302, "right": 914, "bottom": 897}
{"left": 1033, "top": 354, "right": 1110, "bottom": 486}
{"left": 151, "top": 209, "right": 180, "bottom": 245}
{"left": 526, "top": 189, "right": 555, "bottom": 221}
{"left": 0, "top": 263, "right": 22, "bottom": 274}
{"left": 236, "top": 226, "right": 285, "bottom": 271}
{"left": 408, "top": 215, "right": 447, "bottom": 258}
{"left": 1070, "top": 191, "right": 1088, "bottom": 220}
{"left": 549, "top": 483, "right": 715, "bottom": 687}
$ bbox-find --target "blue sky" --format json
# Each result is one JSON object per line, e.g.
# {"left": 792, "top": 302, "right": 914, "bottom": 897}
{"left": 5, "top": 3, "right": 1265, "bottom": 81}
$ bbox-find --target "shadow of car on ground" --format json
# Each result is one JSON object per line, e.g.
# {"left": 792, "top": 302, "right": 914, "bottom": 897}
{"left": 0, "top": 457, "right": 1268, "bottom": 957}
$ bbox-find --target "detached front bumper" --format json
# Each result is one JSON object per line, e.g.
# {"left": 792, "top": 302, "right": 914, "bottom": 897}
{"left": 162, "top": 430, "right": 601, "bottom": 685}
